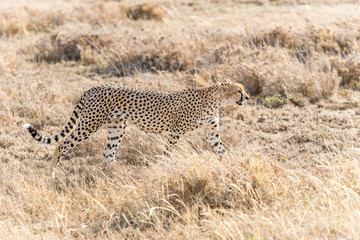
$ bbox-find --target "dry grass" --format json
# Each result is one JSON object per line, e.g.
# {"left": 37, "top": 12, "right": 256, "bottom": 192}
{"left": 33, "top": 22, "right": 359, "bottom": 101}
{"left": 0, "top": 2, "right": 165, "bottom": 37}
{"left": 1, "top": 0, "right": 360, "bottom": 239}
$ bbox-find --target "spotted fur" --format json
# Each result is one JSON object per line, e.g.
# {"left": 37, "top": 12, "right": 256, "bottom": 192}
{"left": 23, "top": 80, "right": 249, "bottom": 180}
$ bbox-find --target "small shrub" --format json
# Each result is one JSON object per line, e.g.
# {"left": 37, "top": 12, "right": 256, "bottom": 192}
{"left": 265, "top": 94, "right": 292, "bottom": 108}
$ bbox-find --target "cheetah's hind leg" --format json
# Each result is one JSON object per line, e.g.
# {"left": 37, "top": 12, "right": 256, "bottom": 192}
{"left": 49, "top": 146, "right": 60, "bottom": 183}
{"left": 49, "top": 119, "right": 98, "bottom": 181}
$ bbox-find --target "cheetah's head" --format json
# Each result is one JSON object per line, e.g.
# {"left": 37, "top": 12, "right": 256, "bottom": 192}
{"left": 218, "top": 79, "right": 249, "bottom": 107}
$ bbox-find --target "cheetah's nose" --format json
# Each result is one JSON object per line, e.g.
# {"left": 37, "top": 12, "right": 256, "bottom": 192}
{"left": 245, "top": 96, "right": 249, "bottom": 100}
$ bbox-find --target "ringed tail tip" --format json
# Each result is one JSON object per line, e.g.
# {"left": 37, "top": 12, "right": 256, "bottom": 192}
{"left": 23, "top": 124, "right": 32, "bottom": 129}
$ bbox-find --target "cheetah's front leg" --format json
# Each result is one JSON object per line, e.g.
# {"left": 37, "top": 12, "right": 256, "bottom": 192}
{"left": 104, "top": 119, "right": 127, "bottom": 162}
{"left": 206, "top": 117, "right": 227, "bottom": 159}
{"left": 165, "top": 133, "right": 181, "bottom": 153}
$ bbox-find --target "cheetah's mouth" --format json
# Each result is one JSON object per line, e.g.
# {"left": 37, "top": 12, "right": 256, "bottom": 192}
{"left": 235, "top": 93, "right": 245, "bottom": 106}
{"left": 235, "top": 100, "right": 244, "bottom": 107}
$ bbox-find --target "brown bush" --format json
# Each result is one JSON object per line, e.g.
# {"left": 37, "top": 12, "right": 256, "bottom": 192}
{"left": 125, "top": 3, "right": 165, "bottom": 20}
{"left": 0, "top": 7, "right": 64, "bottom": 36}
{"left": 250, "top": 28, "right": 293, "bottom": 48}
{"left": 34, "top": 24, "right": 359, "bottom": 102}
{"left": 248, "top": 28, "right": 312, "bottom": 62}
{"left": 239, "top": 68, "right": 265, "bottom": 96}
{"left": 309, "top": 28, "right": 356, "bottom": 57}
{"left": 335, "top": 59, "right": 360, "bottom": 90}
{"left": 35, "top": 31, "right": 196, "bottom": 76}
{"left": 0, "top": 3, "right": 129, "bottom": 36}
{"left": 77, "top": 3, "right": 128, "bottom": 25}
{"left": 35, "top": 32, "right": 113, "bottom": 63}
{"left": 109, "top": 50, "right": 192, "bottom": 76}
{"left": 248, "top": 26, "right": 358, "bottom": 64}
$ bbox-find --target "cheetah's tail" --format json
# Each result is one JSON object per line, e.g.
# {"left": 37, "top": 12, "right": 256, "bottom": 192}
{"left": 22, "top": 98, "right": 85, "bottom": 144}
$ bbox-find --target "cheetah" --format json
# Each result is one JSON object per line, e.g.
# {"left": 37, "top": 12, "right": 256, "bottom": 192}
{"left": 23, "top": 79, "right": 249, "bottom": 180}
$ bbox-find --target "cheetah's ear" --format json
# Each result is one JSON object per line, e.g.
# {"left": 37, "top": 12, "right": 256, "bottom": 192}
{"left": 217, "top": 80, "right": 231, "bottom": 86}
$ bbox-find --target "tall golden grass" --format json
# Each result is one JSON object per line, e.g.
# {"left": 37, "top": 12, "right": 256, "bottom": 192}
{"left": 1, "top": 0, "right": 360, "bottom": 239}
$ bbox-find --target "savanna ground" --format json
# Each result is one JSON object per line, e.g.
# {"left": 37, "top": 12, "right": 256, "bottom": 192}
{"left": 1, "top": 0, "right": 360, "bottom": 239}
